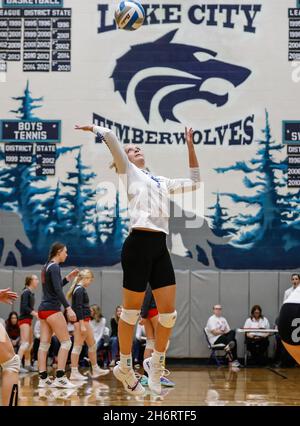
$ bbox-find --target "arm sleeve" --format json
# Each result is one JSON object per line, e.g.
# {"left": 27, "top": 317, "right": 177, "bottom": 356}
{"left": 140, "top": 286, "right": 153, "bottom": 318}
{"left": 49, "top": 264, "right": 70, "bottom": 309}
{"left": 72, "top": 288, "right": 84, "bottom": 320}
{"left": 21, "top": 291, "right": 32, "bottom": 315}
{"left": 93, "top": 125, "right": 129, "bottom": 174}
{"left": 265, "top": 318, "right": 270, "bottom": 329}
{"left": 164, "top": 167, "right": 201, "bottom": 195}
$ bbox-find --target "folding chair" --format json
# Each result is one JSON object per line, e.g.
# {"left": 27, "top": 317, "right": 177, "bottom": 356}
{"left": 203, "top": 327, "right": 226, "bottom": 366}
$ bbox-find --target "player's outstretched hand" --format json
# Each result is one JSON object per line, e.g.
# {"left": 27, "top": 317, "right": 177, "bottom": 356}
{"left": 75, "top": 125, "right": 93, "bottom": 132}
{"left": 0, "top": 288, "right": 18, "bottom": 305}
{"left": 185, "top": 127, "right": 194, "bottom": 148}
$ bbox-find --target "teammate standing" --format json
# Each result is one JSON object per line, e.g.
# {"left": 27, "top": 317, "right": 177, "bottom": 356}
{"left": 37, "top": 242, "right": 79, "bottom": 389}
{"left": 67, "top": 269, "right": 110, "bottom": 380}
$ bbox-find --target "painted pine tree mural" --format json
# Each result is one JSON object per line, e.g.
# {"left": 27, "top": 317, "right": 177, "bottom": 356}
{"left": 214, "top": 110, "right": 298, "bottom": 268}
{"left": 10, "top": 80, "right": 43, "bottom": 120}
{"left": 61, "top": 147, "right": 96, "bottom": 239}
{"left": 206, "top": 193, "right": 236, "bottom": 237}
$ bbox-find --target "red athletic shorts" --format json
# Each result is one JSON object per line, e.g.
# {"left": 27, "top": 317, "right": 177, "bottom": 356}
{"left": 38, "top": 310, "right": 59, "bottom": 320}
{"left": 18, "top": 318, "right": 32, "bottom": 326}
{"left": 84, "top": 317, "right": 91, "bottom": 322}
{"left": 147, "top": 308, "right": 159, "bottom": 319}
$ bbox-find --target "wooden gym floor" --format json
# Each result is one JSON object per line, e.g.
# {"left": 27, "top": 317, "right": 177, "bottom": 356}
{"left": 1, "top": 366, "right": 300, "bottom": 406}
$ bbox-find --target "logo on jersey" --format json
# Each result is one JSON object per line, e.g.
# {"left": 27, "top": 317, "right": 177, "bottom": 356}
{"left": 111, "top": 29, "right": 251, "bottom": 124}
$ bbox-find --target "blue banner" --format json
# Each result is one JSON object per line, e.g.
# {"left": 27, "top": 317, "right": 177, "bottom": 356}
{"left": 0, "top": 119, "right": 61, "bottom": 143}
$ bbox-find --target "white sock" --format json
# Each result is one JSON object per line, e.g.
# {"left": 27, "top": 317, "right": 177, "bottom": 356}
{"left": 151, "top": 350, "right": 165, "bottom": 366}
{"left": 120, "top": 353, "right": 132, "bottom": 371}
{"left": 71, "top": 367, "right": 78, "bottom": 372}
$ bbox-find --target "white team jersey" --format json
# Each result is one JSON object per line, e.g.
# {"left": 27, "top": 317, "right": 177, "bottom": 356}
{"left": 206, "top": 315, "right": 230, "bottom": 345}
{"left": 93, "top": 126, "right": 201, "bottom": 235}
{"left": 243, "top": 317, "right": 270, "bottom": 337}
{"left": 284, "top": 285, "right": 300, "bottom": 304}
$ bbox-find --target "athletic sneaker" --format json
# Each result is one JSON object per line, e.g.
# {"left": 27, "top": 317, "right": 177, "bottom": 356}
{"left": 143, "top": 357, "right": 163, "bottom": 395}
{"left": 231, "top": 360, "right": 242, "bottom": 368}
{"left": 90, "top": 366, "right": 110, "bottom": 379}
{"left": 109, "top": 360, "right": 116, "bottom": 367}
{"left": 27, "top": 365, "right": 38, "bottom": 373}
{"left": 20, "top": 366, "right": 29, "bottom": 374}
{"left": 51, "top": 376, "right": 77, "bottom": 389}
{"left": 160, "top": 376, "right": 175, "bottom": 387}
{"left": 140, "top": 375, "right": 148, "bottom": 386}
{"left": 113, "top": 362, "right": 145, "bottom": 396}
{"left": 69, "top": 370, "right": 88, "bottom": 381}
{"left": 38, "top": 377, "right": 54, "bottom": 388}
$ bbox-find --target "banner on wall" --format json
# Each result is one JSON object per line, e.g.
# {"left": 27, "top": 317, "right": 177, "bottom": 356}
{"left": 0, "top": 0, "right": 299, "bottom": 270}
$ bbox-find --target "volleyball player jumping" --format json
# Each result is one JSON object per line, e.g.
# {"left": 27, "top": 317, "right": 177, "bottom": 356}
{"left": 75, "top": 124, "right": 200, "bottom": 395}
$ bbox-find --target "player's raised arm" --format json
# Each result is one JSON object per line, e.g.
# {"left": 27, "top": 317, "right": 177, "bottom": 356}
{"left": 185, "top": 127, "right": 200, "bottom": 181}
{"left": 75, "top": 125, "right": 129, "bottom": 174}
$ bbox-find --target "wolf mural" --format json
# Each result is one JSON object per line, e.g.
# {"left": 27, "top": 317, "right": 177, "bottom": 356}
{"left": 167, "top": 201, "right": 231, "bottom": 269}
{"left": 0, "top": 210, "right": 32, "bottom": 267}
{"left": 111, "top": 29, "right": 251, "bottom": 123}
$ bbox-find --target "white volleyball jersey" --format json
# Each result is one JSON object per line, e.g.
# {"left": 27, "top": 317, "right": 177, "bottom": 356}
{"left": 93, "top": 126, "right": 201, "bottom": 234}
{"left": 284, "top": 285, "right": 300, "bottom": 304}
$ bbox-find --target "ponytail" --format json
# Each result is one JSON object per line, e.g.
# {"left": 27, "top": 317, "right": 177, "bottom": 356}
{"left": 48, "top": 242, "right": 66, "bottom": 261}
{"left": 66, "top": 275, "right": 81, "bottom": 301}
{"left": 66, "top": 269, "right": 94, "bottom": 300}
{"left": 24, "top": 275, "right": 34, "bottom": 288}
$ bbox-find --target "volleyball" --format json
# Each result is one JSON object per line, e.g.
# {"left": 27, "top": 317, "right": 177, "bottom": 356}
{"left": 115, "top": 1, "right": 145, "bottom": 31}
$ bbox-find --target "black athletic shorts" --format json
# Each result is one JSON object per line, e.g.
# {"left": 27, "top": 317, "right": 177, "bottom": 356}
{"left": 278, "top": 303, "right": 300, "bottom": 345}
{"left": 121, "top": 229, "right": 176, "bottom": 293}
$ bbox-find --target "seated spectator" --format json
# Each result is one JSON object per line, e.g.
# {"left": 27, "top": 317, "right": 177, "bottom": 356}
{"left": 109, "top": 305, "right": 122, "bottom": 367}
{"left": 89, "top": 305, "right": 107, "bottom": 367}
{"left": 5, "top": 311, "right": 20, "bottom": 353}
{"left": 206, "top": 305, "right": 241, "bottom": 368}
{"left": 133, "top": 323, "right": 146, "bottom": 368}
{"left": 283, "top": 273, "right": 300, "bottom": 302}
{"left": 244, "top": 305, "right": 270, "bottom": 366}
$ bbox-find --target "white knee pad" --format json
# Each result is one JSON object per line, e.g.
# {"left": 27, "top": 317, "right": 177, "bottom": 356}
{"left": 20, "top": 341, "right": 30, "bottom": 352}
{"left": 158, "top": 311, "right": 177, "bottom": 328}
{"left": 120, "top": 309, "right": 140, "bottom": 325}
{"left": 60, "top": 340, "right": 72, "bottom": 351}
{"left": 145, "top": 339, "right": 155, "bottom": 350}
{"left": 1, "top": 354, "right": 20, "bottom": 373}
{"left": 39, "top": 342, "right": 50, "bottom": 352}
{"left": 72, "top": 345, "right": 82, "bottom": 355}
{"left": 88, "top": 343, "right": 97, "bottom": 353}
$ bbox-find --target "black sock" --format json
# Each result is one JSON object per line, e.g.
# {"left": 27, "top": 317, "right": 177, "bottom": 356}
{"left": 39, "top": 371, "right": 47, "bottom": 380}
{"left": 56, "top": 370, "right": 65, "bottom": 378}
